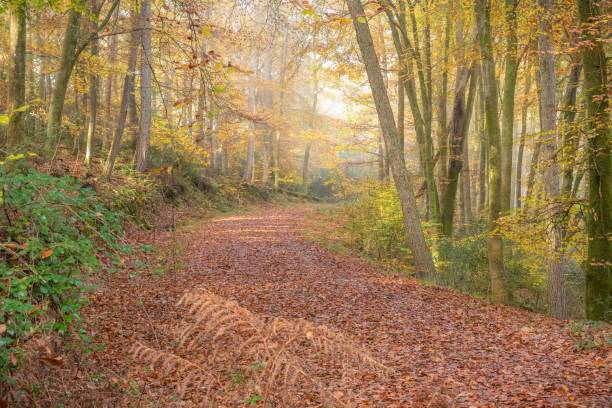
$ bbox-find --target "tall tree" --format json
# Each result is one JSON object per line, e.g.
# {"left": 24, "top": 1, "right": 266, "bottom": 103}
{"left": 104, "top": 6, "right": 141, "bottom": 180}
{"left": 5, "top": 0, "right": 26, "bottom": 147}
{"left": 439, "top": 5, "right": 476, "bottom": 237}
{"left": 303, "top": 68, "right": 320, "bottom": 189}
{"left": 515, "top": 63, "right": 532, "bottom": 209}
{"left": 477, "top": 71, "right": 488, "bottom": 213}
{"left": 103, "top": 6, "right": 119, "bottom": 150}
{"left": 577, "top": 0, "right": 611, "bottom": 320}
{"left": 381, "top": 0, "right": 440, "bottom": 224}
{"left": 347, "top": 0, "right": 436, "bottom": 278}
{"left": 560, "top": 61, "right": 583, "bottom": 196}
{"left": 436, "top": 7, "right": 452, "bottom": 189}
{"left": 135, "top": 0, "right": 153, "bottom": 172}
{"left": 46, "top": 1, "right": 119, "bottom": 144}
{"left": 500, "top": 0, "right": 519, "bottom": 213}
{"left": 243, "top": 47, "right": 259, "bottom": 182}
{"left": 85, "top": 0, "right": 102, "bottom": 167}
{"left": 47, "top": 8, "right": 81, "bottom": 144}
{"left": 261, "top": 44, "right": 273, "bottom": 184}
{"left": 476, "top": 0, "right": 507, "bottom": 303}
{"left": 538, "top": 0, "right": 566, "bottom": 318}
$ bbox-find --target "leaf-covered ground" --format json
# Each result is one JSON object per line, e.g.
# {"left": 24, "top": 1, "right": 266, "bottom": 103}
{"left": 24, "top": 205, "right": 610, "bottom": 406}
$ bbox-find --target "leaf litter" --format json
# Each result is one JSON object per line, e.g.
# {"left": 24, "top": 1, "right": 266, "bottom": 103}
{"left": 12, "top": 204, "right": 610, "bottom": 407}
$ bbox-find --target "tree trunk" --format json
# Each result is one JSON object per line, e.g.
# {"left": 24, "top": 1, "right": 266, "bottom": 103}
{"left": 571, "top": 166, "right": 584, "bottom": 198}
{"left": 262, "top": 134, "right": 271, "bottom": 184}
{"left": 260, "top": 45, "right": 274, "bottom": 184}
{"left": 577, "top": 0, "right": 611, "bottom": 320}
{"left": 440, "top": 6, "right": 472, "bottom": 237}
{"left": 476, "top": 0, "right": 507, "bottom": 303}
{"left": 46, "top": 8, "right": 81, "bottom": 144}
{"left": 221, "top": 142, "right": 229, "bottom": 175}
{"left": 302, "top": 141, "right": 313, "bottom": 189}
{"left": 515, "top": 64, "right": 532, "bottom": 209}
{"left": 526, "top": 68, "right": 544, "bottom": 204}
{"left": 274, "top": 27, "right": 290, "bottom": 189}
{"left": 85, "top": 0, "right": 101, "bottom": 167}
{"left": 104, "top": 7, "right": 141, "bottom": 180}
{"left": 5, "top": 2, "right": 26, "bottom": 147}
{"left": 436, "top": 7, "right": 452, "bottom": 189}
{"left": 273, "top": 130, "right": 280, "bottom": 188}
{"left": 560, "top": 61, "right": 583, "bottom": 196}
{"left": 378, "top": 135, "right": 386, "bottom": 181}
{"left": 134, "top": 0, "right": 152, "bottom": 172}
{"left": 243, "top": 47, "right": 259, "bottom": 182}
{"left": 461, "top": 73, "right": 477, "bottom": 230}
{"left": 538, "top": 0, "right": 567, "bottom": 318}
{"left": 440, "top": 5, "right": 478, "bottom": 237}
{"left": 35, "top": 33, "right": 47, "bottom": 136}
{"left": 477, "top": 72, "right": 488, "bottom": 213}
{"left": 397, "top": 73, "right": 405, "bottom": 153}
{"left": 501, "top": 0, "right": 519, "bottom": 213}
{"left": 348, "top": 0, "right": 435, "bottom": 278}
{"left": 103, "top": 7, "right": 119, "bottom": 150}
{"left": 381, "top": 0, "right": 440, "bottom": 225}
{"left": 378, "top": 20, "right": 391, "bottom": 179}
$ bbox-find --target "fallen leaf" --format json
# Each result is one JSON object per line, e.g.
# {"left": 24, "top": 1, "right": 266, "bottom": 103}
{"left": 41, "top": 355, "right": 65, "bottom": 367}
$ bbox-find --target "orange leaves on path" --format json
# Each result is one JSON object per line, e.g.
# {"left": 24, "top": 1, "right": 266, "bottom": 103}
{"left": 30, "top": 204, "right": 610, "bottom": 406}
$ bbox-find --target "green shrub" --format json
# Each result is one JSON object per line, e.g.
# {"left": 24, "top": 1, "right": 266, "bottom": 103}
{"left": 341, "top": 181, "right": 549, "bottom": 311}
{"left": 0, "top": 156, "right": 124, "bottom": 377}
{"left": 99, "top": 164, "right": 167, "bottom": 225}
{"left": 344, "top": 182, "right": 408, "bottom": 262}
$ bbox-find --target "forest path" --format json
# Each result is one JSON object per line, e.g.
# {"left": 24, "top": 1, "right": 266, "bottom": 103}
{"left": 172, "top": 205, "right": 609, "bottom": 406}
{"left": 82, "top": 204, "right": 608, "bottom": 407}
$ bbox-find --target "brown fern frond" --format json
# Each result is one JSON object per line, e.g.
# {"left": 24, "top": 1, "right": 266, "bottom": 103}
{"left": 130, "top": 342, "right": 221, "bottom": 399}
{"left": 130, "top": 289, "right": 389, "bottom": 406}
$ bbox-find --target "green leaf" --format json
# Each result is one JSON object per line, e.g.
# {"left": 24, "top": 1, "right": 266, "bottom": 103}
{"left": 14, "top": 104, "right": 30, "bottom": 113}
{"left": 212, "top": 85, "right": 226, "bottom": 94}
{"left": 245, "top": 394, "right": 263, "bottom": 405}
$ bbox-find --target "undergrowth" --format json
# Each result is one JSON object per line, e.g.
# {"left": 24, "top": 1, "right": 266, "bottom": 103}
{"left": 0, "top": 155, "right": 127, "bottom": 380}
{"left": 310, "top": 180, "right": 587, "bottom": 317}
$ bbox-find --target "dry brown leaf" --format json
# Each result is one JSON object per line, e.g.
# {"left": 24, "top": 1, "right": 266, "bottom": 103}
{"left": 41, "top": 356, "right": 64, "bottom": 367}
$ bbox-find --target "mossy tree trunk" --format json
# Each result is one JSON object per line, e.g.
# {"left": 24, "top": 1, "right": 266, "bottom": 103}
{"left": 46, "top": 9, "right": 81, "bottom": 145}
{"left": 5, "top": 1, "right": 26, "bottom": 147}
{"left": 577, "top": 0, "right": 611, "bottom": 320}
{"left": 476, "top": 0, "right": 508, "bottom": 303}
{"left": 500, "top": 0, "right": 519, "bottom": 213}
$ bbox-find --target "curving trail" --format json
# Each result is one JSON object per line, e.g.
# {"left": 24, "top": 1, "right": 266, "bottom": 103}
{"left": 73, "top": 204, "right": 609, "bottom": 407}
{"left": 174, "top": 205, "right": 609, "bottom": 407}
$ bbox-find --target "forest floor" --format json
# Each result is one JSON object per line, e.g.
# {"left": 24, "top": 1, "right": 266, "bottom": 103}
{"left": 22, "top": 204, "right": 610, "bottom": 407}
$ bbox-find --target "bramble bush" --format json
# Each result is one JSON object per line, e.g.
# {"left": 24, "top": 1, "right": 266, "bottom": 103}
{"left": 0, "top": 155, "right": 126, "bottom": 378}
